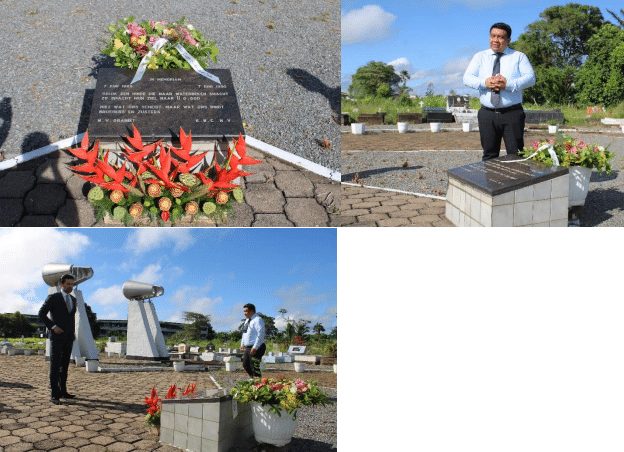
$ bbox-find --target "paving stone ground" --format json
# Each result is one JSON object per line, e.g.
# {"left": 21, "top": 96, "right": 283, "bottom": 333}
{"left": 341, "top": 185, "right": 452, "bottom": 227}
{"left": 0, "top": 148, "right": 339, "bottom": 227}
{"left": 0, "top": 354, "right": 336, "bottom": 451}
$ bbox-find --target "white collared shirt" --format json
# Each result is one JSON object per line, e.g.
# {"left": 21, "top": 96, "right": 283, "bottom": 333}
{"left": 241, "top": 314, "right": 265, "bottom": 349}
{"left": 463, "top": 47, "right": 535, "bottom": 108}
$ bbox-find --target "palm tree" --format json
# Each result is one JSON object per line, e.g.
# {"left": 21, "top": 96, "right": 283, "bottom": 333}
{"left": 607, "top": 8, "right": 624, "bottom": 27}
{"left": 312, "top": 322, "right": 325, "bottom": 336}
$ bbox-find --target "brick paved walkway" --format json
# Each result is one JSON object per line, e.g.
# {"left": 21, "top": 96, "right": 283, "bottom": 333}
{"left": 0, "top": 354, "right": 336, "bottom": 451}
{"left": 0, "top": 149, "right": 339, "bottom": 227}
{"left": 341, "top": 185, "right": 452, "bottom": 227}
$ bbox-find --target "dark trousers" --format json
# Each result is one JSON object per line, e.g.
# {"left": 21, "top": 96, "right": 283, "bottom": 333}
{"left": 49, "top": 336, "right": 73, "bottom": 398}
{"left": 478, "top": 106, "right": 526, "bottom": 161}
{"left": 242, "top": 343, "right": 266, "bottom": 378}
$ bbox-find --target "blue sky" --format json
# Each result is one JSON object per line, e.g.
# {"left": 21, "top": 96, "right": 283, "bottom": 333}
{"left": 0, "top": 228, "right": 337, "bottom": 332}
{"left": 342, "top": 0, "right": 623, "bottom": 95}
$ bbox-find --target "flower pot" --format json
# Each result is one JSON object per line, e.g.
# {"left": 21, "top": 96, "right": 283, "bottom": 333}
{"left": 351, "top": 123, "right": 365, "bottom": 135}
{"left": 23, "top": 349, "right": 33, "bottom": 356}
{"left": 621, "top": 125, "right": 624, "bottom": 133}
{"left": 251, "top": 402, "right": 296, "bottom": 447}
{"left": 293, "top": 362, "right": 305, "bottom": 373}
{"left": 74, "top": 356, "right": 85, "bottom": 367}
{"left": 7, "top": 348, "right": 16, "bottom": 356}
{"left": 37, "top": 349, "right": 45, "bottom": 356}
{"left": 333, "top": 364, "right": 337, "bottom": 374}
{"left": 85, "top": 360, "right": 99, "bottom": 372}
{"left": 173, "top": 360, "right": 185, "bottom": 372}
{"left": 429, "top": 122, "right": 441, "bottom": 133}
{"left": 397, "top": 122, "right": 408, "bottom": 133}
{"left": 548, "top": 125, "right": 559, "bottom": 134}
{"left": 568, "top": 166, "right": 592, "bottom": 207}
{"left": 462, "top": 122, "right": 471, "bottom": 132}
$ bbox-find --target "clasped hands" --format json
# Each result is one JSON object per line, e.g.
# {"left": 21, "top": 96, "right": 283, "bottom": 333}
{"left": 486, "top": 74, "right": 507, "bottom": 91}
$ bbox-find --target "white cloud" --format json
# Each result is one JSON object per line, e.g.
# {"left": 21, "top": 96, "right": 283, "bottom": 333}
{"left": 408, "top": 56, "right": 475, "bottom": 95}
{"left": 387, "top": 57, "right": 413, "bottom": 74}
{"left": 90, "top": 284, "right": 124, "bottom": 307}
{"left": 124, "top": 229, "right": 195, "bottom": 255}
{"left": 167, "top": 285, "right": 223, "bottom": 325}
{"left": 132, "top": 263, "right": 163, "bottom": 284}
{"left": 0, "top": 229, "right": 90, "bottom": 314}
{"left": 273, "top": 283, "right": 335, "bottom": 331}
{"left": 342, "top": 5, "right": 396, "bottom": 44}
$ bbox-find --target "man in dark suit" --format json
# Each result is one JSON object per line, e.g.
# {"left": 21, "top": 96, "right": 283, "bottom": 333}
{"left": 38, "top": 274, "right": 77, "bottom": 404}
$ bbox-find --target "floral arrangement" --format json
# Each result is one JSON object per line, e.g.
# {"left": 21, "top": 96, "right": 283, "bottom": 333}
{"left": 520, "top": 134, "right": 613, "bottom": 174}
{"left": 103, "top": 17, "right": 219, "bottom": 70}
{"left": 145, "top": 383, "right": 197, "bottom": 427}
{"left": 230, "top": 377, "right": 329, "bottom": 416}
{"left": 67, "top": 126, "right": 260, "bottom": 225}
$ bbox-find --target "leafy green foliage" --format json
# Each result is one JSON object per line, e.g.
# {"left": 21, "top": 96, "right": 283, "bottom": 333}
{"left": 0, "top": 312, "right": 35, "bottom": 338}
{"left": 231, "top": 377, "right": 329, "bottom": 415}
{"left": 349, "top": 61, "right": 401, "bottom": 98}
{"left": 182, "top": 312, "right": 215, "bottom": 341}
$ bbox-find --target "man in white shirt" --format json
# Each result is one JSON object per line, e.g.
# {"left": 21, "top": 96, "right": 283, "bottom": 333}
{"left": 239, "top": 303, "right": 266, "bottom": 378}
{"left": 463, "top": 22, "right": 536, "bottom": 160}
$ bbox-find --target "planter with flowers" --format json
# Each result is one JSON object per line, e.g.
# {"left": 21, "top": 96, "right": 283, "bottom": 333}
{"left": 231, "top": 377, "right": 329, "bottom": 447}
{"left": 67, "top": 127, "right": 260, "bottom": 225}
{"left": 520, "top": 135, "right": 613, "bottom": 207}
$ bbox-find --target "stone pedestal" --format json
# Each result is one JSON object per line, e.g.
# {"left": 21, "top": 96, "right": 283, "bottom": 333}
{"left": 160, "top": 392, "right": 252, "bottom": 452}
{"left": 126, "top": 299, "right": 169, "bottom": 359}
{"left": 446, "top": 156, "right": 569, "bottom": 227}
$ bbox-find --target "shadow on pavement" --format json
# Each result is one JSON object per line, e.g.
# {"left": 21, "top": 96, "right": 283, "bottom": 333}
{"left": 0, "top": 380, "right": 34, "bottom": 390}
{"left": 0, "top": 97, "right": 12, "bottom": 157}
{"left": 342, "top": 165, "right": 424, "bottom": 181}
{"left": 581, "top": 186, "right": 624, "bottom": 226}
{"left": 77, "top": 89, "right": 95, "bottom": 135}
{"left": 286, "top": 68, "right": 340, "bottom": 118}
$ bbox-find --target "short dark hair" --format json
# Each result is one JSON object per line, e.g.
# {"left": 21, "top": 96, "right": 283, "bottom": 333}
{"left": 490, "top": 22, "right": 512, "bottom": 40}
{"left": 243, "top": 303, "right": 256, "bottom": 313}
{"left": 60, "top": 274, "right": 75, "bottom": 283}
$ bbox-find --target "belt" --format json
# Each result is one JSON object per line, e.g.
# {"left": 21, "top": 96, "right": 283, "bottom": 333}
{"left": 481, "top": 103, "right": 522, "bottom": 113}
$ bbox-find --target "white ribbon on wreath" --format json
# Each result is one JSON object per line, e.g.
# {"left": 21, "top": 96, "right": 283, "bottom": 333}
{"left": 501, "top": 142, "right": 559, "bottom": 166}
{"left": 130, "top": 37, "right": 221, "bottom": 85}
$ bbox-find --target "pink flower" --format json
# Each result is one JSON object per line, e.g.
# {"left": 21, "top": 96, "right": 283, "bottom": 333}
{"left": 569, "top": 147, "right": 578, "bottom": 154}
{"left": 149, "top": 36, "right": 158, "bottom": 45}
{"left": 127, "top": 22, "right": 146, "bottom": 37}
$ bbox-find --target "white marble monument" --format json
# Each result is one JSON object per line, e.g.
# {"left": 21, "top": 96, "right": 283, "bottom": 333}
{"left": 123, "top": 280, "right": 168, "bottom": 360}
{"left": 42, "top": 264, "right": 99, "bottom": 364}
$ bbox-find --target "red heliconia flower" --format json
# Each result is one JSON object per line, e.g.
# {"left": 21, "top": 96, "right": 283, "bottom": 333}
{"left": 169, "top": 129, "right": 209, "bottom": 172}
{"left": 234, "top": 133, "right": 262, "bottom": 166}
{"left": 213, "top": 162, "right": 241, "bottom": 190}
{"left": 165, "top": 384, "right": 177, "bottom": 399}
{"left": 161, "top": 211, "right": 170, "bottom": 222}
{"left": 182, "top": 383, "right": 196, "bottom": 396}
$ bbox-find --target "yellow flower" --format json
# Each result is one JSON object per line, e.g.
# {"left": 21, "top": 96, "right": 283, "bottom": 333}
{"left": 138, "top": 35, "right": 147, "bottom": 45}
{"left": 114, "top": 38, "right": 123, "bottom": 49}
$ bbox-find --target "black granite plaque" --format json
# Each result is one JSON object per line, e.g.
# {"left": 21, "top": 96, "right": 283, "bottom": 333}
{"left": 448, "top": 155, "right": 569, "bottom": 196}
{"left": 425, "top": 112, "right": 455, "bottom": 123}
{"left": 88, "top": 68, "right": 244, "bottom": 140}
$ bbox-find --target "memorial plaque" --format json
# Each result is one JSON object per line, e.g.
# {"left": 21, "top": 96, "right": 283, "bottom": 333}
{"left": 447, "top": 155, "right": 568, "bottom": 196}
{"left": 88, "top": 68, "right": 244, "bottom": 140}
{"left": 446, "top": 95, "right": 470, "bottom": 109}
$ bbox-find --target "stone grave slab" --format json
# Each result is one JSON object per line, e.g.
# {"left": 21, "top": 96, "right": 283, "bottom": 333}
{"left": 524, "top": 109, "right": 564, "bottom": 125}
{"left": 397, "top": 113, "right": 422, "bottom": 123}
{"left": 446, "top": 155, "right": 569, "bottom": 227}
{"left": 357, "top": 113, "right": 386, "bottom": 125}
{"left": 287, "top": 345, "right": 306, "bottom": 355}
{"left": 88, "top": 68, "right": 244, "bottom": 142}
{"left": 446, "top": 95, "right": 471, "bottom": 111}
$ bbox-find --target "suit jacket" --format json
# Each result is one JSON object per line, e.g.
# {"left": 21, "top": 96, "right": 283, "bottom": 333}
{"left": 38, "top": 292, "right": 77, "bottom": 341}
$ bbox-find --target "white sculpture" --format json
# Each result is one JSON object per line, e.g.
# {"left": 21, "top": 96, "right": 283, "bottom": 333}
{"left": 123, "top": 280, "right": 169, "bottom": 360}
{"left": 41, "top": 264, "right": 99, "bottom": 364}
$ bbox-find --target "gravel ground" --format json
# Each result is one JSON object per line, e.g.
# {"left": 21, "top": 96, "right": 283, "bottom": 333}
{"left": 342, "top": 130, "right": 624, "bottom": 226}
{"left": 0, "top": 0, "right": 339, "bottom": 170}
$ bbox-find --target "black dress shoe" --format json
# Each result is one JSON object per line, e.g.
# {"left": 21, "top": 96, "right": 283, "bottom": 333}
{"left": 50, "top": 398, "right": 61, "bottom": 404}
{"left": 60, "top": 393, "right": 76, "bottom": 399}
